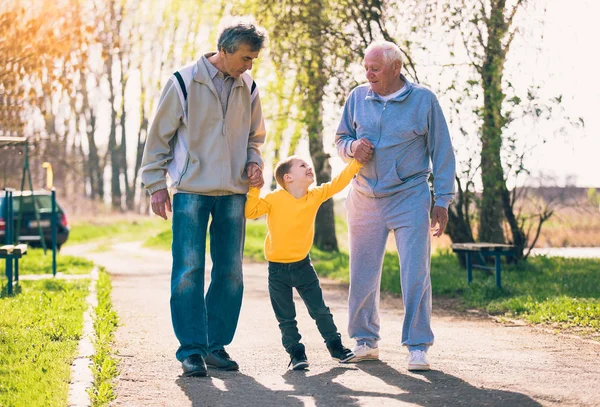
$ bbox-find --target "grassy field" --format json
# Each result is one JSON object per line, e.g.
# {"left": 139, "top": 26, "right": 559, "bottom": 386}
{"left": 0, "top": 278, "right": 90, "bottom": 406}
{"left": 0, "top": 241, "right": 118, "bottom": 406}
{"left": 0, "top": 248, "right": 94, "bottom": 276}
{"left": 534, "top": 206, "right": 600, "bottom": 248}
{"left": 68, "top": 215, "right": 170, "bottom": 246}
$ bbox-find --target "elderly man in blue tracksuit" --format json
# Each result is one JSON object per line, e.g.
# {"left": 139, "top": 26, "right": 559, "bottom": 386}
{"left": 335, "top": 40, "right": 456, "bottom": 371}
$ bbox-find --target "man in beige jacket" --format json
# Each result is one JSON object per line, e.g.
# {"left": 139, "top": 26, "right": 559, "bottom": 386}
{"left": 140, "top": 21, "right": 267, "bottom": 377}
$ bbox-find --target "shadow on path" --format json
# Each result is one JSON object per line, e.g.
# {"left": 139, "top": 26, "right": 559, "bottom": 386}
{"left": 177, "top": 362, "right": 541, "bottom": 407}
{"left": 354, "top": 361, "right": 542, "bottom": 407}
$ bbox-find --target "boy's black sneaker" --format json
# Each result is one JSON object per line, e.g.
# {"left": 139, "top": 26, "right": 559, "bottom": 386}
{"left": 288, "top": 350, "right": 309, "bottom": 370}
{"left": 327, "top": 338, "right": 355, "bottom": 363}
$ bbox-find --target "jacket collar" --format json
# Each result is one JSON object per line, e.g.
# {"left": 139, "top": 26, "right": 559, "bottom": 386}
{"left": 195, "top": 53, "right": 245, "bottom": 89}
{"left": 365, "top": 74, "right": 413, "bottom": 102}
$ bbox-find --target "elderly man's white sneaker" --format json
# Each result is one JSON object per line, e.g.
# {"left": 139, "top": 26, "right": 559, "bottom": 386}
{"left": 349, "top": 343, "right": 379, "bottom": 362}
{"left": 407, "top": 350, "right": 430, "bottom": 371}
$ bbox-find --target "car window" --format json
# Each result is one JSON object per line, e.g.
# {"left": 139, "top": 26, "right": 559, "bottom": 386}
{"left": 13, "top": 196, "right": 54, "bottom": 213}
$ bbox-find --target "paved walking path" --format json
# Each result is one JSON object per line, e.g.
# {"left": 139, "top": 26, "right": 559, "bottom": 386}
{"left": 63, "top": 242, "right": 600, "bottom": 407}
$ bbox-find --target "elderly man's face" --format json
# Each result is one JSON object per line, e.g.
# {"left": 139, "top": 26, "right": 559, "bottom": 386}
{"left": 363, "top": 49, "right": 402, "bottom": 96}
{"left": 221, "top": 43, "right": 260, "bottom": 78}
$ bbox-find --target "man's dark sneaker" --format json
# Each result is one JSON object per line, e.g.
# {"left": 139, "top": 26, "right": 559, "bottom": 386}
{"left": 182, "top": 354, "right": 208, "bottom": 377}
{"left": 205, "top": 349, "right": 239, "bottom": 371}
{"left": 288, "top": 350, "right": 309, "bottom": 371}
{"left": 327, "top": 338, "right": 355, "bottom": 363}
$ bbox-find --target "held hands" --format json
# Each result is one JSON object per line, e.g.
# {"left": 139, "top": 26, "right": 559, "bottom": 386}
{"left": 151, "top": 188, "right": 172, "bottom": 220}
{"left": 246, "top": 162, "right": 264, "bottom": 189}
{"left": 351, "top": 138, "right": 375, "bottom": 164}
{"left": 431, "top": 206, "right": 449, "bottom": 237}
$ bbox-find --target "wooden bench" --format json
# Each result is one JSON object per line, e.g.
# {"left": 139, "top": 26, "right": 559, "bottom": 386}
{"left": 451, "top": 243, "right": 516, "bottom": 289}
{"left": 1, "top": 243, "right": 28, "bottom": 293}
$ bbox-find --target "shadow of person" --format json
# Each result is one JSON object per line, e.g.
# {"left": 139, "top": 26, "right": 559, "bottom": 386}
{"left": 177, "top": 361, "right": 541, "bottom": 407}
{"left": 281, "top": 366, "right": 362, "bottom": 406}
{"left": 354, "top": 361, "right": 543, "bottom": 407}
{"left": 177, "top": 370, "right": 303, "bottom": 407}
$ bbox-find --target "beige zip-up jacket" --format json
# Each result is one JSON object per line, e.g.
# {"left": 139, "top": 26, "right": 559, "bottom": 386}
{"left": 140, "top": 54, "right": 266, "bottom": 196}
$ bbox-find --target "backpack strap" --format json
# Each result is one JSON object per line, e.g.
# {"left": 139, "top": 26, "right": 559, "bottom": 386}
{"left": 173, "top": 71, "right": 187, "bottom": 101}
{"left": 171, "top": 62, "right": 196, "bottom": 122}
{"left": 242, "top": 72, "right": 258, "bottom": 103}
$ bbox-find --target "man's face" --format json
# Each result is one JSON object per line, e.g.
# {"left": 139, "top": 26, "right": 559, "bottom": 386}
{"left": 287, "top": 159, "right": 314, "bottom": 186}
{"left": 363, "top": 48, "right": 402, "bottom": 96}
{"left": 221, "top": 43, "right": 260, "bottom": 77}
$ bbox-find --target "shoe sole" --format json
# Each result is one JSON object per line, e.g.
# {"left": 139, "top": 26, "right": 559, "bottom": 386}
{"left": 332, "top": 355, "right": 355, "bottom": 363}
{"left": 292, "top": 362, "right": 309, "bottom": 370}
{"left": 183, "top": 370, "right": 208, "bottom": 377}
{"left": 408, "top": 364, "right": 430, "bottom": 371}
{"left": 348, "top": 355, "right": 379, "bottom": 363}
{"left": 206, "top": 364, "right": 239, "bottom": 371}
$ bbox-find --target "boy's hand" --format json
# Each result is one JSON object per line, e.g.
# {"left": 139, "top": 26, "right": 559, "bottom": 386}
{"left": 247, "top": 162, "right": 264, "bottom": 189}
{"left": 351, "top": 138, "right": 374, "bottom": 164}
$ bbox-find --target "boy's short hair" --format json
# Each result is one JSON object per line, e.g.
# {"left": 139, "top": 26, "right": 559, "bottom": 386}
{"left": 274, "top": 156, "right": 299, "bottom": 189}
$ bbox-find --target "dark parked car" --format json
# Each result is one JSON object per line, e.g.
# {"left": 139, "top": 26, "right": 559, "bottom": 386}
{"left": 0, "top": 190, "right": 70, "bottom": 250}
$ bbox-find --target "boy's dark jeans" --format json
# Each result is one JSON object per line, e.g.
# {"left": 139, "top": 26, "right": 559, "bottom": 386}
{"left": 268, "top": 255, "right": 341, "bottom": 354}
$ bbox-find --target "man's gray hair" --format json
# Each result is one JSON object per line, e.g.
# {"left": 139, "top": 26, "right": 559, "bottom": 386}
{"left": 217, "top": 19, "right": 267, "bottom": 54}
{"left": 365, "top": 40, "right": 403, "bottom": 66}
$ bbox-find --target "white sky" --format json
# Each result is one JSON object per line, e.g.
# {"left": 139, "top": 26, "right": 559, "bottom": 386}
{"left": 519, "top": 0, "right": 600, "bottom": 187}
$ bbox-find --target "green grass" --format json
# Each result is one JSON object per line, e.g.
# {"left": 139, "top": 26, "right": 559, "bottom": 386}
{"left": 142, "top": 219, "right": 268, "bottom": 262}
{"left": 89, "top": 269, "right": 119, "bottom": 407}
{"left": 0, "top": 249, "right": 94, "bottom": 276}
{"left": 0, "top": 279, "right": 90, "bottom": 407}
{"left": 68, "top": 218, "right": 169, "bottom": 246}
{"left": 143, "top": 228, "right": 172, "bottom": 250}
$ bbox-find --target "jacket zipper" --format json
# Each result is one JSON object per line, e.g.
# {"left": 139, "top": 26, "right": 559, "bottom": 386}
{"left": 177, "top": 153, "right": 191, "bottom": 186}
{"left": 372, "top": 101, "right": 387, "bottom": 194}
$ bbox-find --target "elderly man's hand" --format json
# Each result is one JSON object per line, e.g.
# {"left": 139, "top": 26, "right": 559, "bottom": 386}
{"left": 431, "top": 206, "right": 449, "bottom": 237}
{"left": 351, "top": 138, "right": 374, "bottom": 164}
{"left": 151, "top": 188, "right": 172, "bottom": 220}
{"left": 246, "top": 162, "right": 264, "bottom": 189}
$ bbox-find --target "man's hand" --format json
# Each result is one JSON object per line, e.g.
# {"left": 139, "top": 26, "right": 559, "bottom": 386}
{"left": 246, "top": 162, "right": 264, "bottom": 189}
{"left": 351, "top": 138, "right": 375, "bottom": 164}
{"left": 151, "top": 188, "right": 172, "bottom": 220}
{"left": 431, "top": 206, "right": 449, "bottom": 237}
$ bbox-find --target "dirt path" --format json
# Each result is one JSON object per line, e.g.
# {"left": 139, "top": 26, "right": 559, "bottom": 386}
{"left": 63, "top": 242, "right": 600, "bottom": 407}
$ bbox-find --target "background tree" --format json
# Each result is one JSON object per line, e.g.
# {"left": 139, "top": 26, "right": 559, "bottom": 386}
{"left": 0, "top": 0, "right": 89, "bottom": 191}
{"left": 419, "top": 0, "right": 584, "bottom": 260}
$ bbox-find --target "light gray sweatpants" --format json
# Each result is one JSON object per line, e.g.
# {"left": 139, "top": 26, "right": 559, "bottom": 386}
{"left": 346, "top": 182, "right": 434, "bottom": 352}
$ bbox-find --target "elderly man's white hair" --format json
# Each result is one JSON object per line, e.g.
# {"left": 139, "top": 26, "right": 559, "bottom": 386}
{"left": 364, "top": 40, "right": 403, "bottom": 66}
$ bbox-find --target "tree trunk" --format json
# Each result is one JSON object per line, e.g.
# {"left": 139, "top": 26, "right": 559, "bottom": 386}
{"left": 478, "top": 3, "right": 509, "bottom": 244}
{"left": 305, "top": 10, "right": 338, "bottom": 252}
{"left": 107, "top": 54, "right": 122, "bottom": 211}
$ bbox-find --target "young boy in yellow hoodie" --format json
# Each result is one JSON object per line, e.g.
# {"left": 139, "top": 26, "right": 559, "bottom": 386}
{"left": 245, "top": 156, "right": 362, "bottom": 370}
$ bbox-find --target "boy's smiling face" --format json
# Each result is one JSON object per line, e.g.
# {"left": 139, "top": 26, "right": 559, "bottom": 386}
{"left": 285, "top": 159, "right": 314, "bottom": 187}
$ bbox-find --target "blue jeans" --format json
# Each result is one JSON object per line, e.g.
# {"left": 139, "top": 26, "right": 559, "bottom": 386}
{"left": 268, "top": 256, "right": 341, "bottom": 354}
{"left": 171, "top": 193, "right": 246, "bottom": 361}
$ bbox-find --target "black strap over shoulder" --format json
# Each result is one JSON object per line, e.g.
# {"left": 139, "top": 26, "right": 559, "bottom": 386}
{"left": 251, "top": 80, "right": 256, "bottom": 95}
{"left": 173, "top": 71, "right": 187, "bottom": 101}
